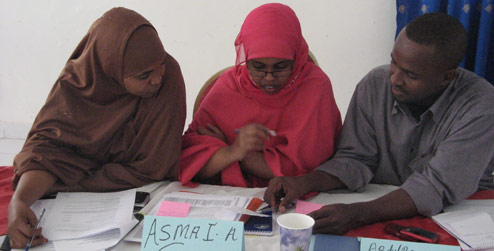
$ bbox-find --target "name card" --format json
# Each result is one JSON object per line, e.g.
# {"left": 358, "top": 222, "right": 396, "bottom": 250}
{"left": 360, "top": 237, "right": 460, "bottom": 251}
{"left": 141, "top": 215, "right": 244, "bottom": 251}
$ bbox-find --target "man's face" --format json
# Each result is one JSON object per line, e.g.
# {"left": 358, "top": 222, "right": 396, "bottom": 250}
{"left": 389, "top": 30, "right": 449, "bottom": 107}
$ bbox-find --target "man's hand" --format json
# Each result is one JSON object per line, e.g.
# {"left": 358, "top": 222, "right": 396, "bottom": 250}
{"left": 264, "top": 175, "right": 312, "bottom": 213}
{"left": 264, "top": 171, "right": 345, "bottom": 213}
{"left": 308, "top": 189, "right": 419, "bottom": 234}
{"left": 308, "top": 203, "right": 364, "bottom": 234}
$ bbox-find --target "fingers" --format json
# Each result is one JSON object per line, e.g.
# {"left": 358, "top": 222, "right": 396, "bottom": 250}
{"left": 26, "top": 209, "right": 39, "bottom": 229}
{"left": 10, "top": 224, "right": 30, "bottom": 248}
{"left": 264, "top": 178, "right": 283, "bottom": 210}
{"left": 197, "top": 126, "right": 210, "bottom": 136}
{"left": 29, "top": 232, "right": 48, "bottom": 247}
{"left": 238, "top": 123, "right": 274, "bottom": 140}
{"left": 10, "top": 210, "right": 48, "bottom": 248}
{"left": 10, "top": 230, "right": 47, "bottom": 249}
{"left": 309, "top": 204, "right": 355, "bottom": 235}
{"left": 309, "top": 208, "right": 337, "bottom": 234}
{"left": 278, "top": 196, "right": 294, "bottom": 213}
{"left": 9, "top": 222, "right": 41, "bottom": 248}
{"left": 264, "top": 176, "right": 306, "bottom": 213}
{"left": 251, "top": 124, "right": 271, "bottom": 140}
{"left": 206, "top": 124, "right": 222, "bottom": 134}
{"left": 197, "top": 124, "right": 219, "bottom": 136}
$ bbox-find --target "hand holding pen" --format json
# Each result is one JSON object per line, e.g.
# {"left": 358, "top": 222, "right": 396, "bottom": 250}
{"left": 24, "top": 208, "right": 46, "bottom": 251}
{"left": 231, "top": 123, "right": 276, "bottom": 161}
{"left": 7, "top": 199, "right": 48, "bottom": 249}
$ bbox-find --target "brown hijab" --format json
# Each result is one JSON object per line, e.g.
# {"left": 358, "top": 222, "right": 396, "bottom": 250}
{"left": 14, "top": 7, "right": 186, "bottom": 192}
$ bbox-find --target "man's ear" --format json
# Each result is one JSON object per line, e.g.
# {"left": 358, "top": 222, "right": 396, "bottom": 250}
{"left": 441, "top": 68, "right": 457, "bottom": 87}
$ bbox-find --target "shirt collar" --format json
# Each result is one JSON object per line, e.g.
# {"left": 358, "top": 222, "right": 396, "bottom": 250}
{"left": 428, "top": 72, "right": 459, "bottom": 123}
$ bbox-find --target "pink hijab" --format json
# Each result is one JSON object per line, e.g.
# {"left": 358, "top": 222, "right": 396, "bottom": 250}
{"left": 179, "top": 3, "right": 341, "bottom": 187}
{"left": 234, "top": 3, "right": 310, "bottom": 107}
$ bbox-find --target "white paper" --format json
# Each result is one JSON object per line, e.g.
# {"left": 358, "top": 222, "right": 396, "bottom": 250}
{"left": 444, "top": 199, "right": 494, "bottom": 219}
{"left": 30, "top": 198, "right": 56, "bottom": 229}
{"left": 136, "top": 181, "right": 168, "bottom": 194}
{"left": 450, "top": 213, "right": 494, "bottom": 249}
{"left": 12, "top": 241, "right": 56, "bottom": 251}
{"left": 124, "top": 191, "right": 253, "bottom": 242}
{"left": 157, "top": 192, "right": 251, "bottom": 221}
{"left": 52, "top": 218, "right": 138, "bottom": 251}
{"left": 41, "top": 189, "right": 136, "bottom": 241}
{"left": 433, "top": 210, "right": 494, "bottom": 250}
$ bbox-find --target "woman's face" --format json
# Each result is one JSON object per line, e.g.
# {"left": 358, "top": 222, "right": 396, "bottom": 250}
{"left": 123, "top": 58, "right": 166, "bottom": 98}
{"left": 246, "top": 57, "right": 294, "bottom": 95}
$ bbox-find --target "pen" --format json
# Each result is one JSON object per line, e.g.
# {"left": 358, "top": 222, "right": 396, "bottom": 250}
{"left": 25, "top": 208, "right": 46, "bottom": 251}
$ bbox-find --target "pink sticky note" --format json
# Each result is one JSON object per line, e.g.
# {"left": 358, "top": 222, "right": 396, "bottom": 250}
{"left": 295, "top": 200, "right": 324, "bottom": 215}
{"left": 156, "top": 200, "right": 191, "bottom": 217}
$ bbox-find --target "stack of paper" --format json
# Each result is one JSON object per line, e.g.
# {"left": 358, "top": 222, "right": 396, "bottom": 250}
{"left": 28, "top": 189, "right": 138, "bottom": 251}
{"left": 124, "top": 191, "right": 263, "bottom": 242}
{"left": 432, "top": 209, "right": 494, "bottom": 250}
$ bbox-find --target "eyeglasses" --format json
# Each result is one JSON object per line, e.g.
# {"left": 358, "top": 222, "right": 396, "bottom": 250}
{"left": 247, "top": 65, "right": 293, "bottom": 78}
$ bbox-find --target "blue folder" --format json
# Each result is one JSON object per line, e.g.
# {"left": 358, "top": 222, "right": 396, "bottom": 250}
{"left": 309, "top": 234, "right": 360, "bottom": 251}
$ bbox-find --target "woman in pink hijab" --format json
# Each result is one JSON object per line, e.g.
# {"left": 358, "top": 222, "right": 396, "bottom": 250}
{"left": 179, "top": 3, "right": 341, "bottom": 187}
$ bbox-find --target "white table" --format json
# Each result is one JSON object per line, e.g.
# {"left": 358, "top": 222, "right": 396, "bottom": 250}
{"left": 111, "top": 181, "right": 398, "bottom": 251}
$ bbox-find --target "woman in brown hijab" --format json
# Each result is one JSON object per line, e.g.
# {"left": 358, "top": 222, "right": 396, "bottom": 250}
{"left": 7, "top": 7, "right": 186, "bottom": 248}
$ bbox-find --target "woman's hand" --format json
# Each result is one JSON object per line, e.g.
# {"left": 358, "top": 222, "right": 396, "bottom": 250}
{"left": 231, "top": 123, "right": 271, "bottom": 161}
{"left": 7, "top": 199, "right": 47, "bottom": 248}
{"left": 7, "top": 170, "right": 57, "bottom": 248}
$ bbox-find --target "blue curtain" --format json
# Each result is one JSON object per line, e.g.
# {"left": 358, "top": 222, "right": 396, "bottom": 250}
{"left": 396, "top": 0, "right": 494, "bottom": 84}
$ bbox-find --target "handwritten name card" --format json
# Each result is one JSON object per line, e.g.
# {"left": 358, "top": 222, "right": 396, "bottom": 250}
{"left": 141, "top": 215, "right": 244, "bottom": 251}
{"left": 360, "top": 237, "right": 460, "bottom": 251}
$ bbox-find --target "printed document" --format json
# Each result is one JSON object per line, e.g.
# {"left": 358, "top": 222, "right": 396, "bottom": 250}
{"left": 42, "top": 188, "right": 135, "bottom": 241}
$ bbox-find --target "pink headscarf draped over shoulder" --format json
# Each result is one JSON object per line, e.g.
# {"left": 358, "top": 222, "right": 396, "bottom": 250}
{"left": 179, "top": 3, "right": 341, "bottom": 187}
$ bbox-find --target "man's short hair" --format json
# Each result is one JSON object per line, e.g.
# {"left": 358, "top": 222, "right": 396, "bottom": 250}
{"left": 405, "top": 12, "right": 468, "bottom": 70}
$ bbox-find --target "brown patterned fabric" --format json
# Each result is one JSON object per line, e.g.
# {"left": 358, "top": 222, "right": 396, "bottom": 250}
{"left": 14, "top": 7, "right": 186, "bottom": 192}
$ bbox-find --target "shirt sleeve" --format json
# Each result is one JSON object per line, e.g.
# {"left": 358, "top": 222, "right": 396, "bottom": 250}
{"left": 402, "top": 113, "right": 494, "bottom": 216}
{"left": 316, "top": 72, "right": 377, "bottom": 190}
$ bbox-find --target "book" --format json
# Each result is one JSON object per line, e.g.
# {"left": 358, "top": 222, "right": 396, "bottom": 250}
{"left": 309, "top": 234, "right": 359, "bottom": 251}
{"left": 244, "top": 210, "right": 274, "bottom": 236}
{"left": 238, "top": 197, "right": 264, "bottom": 223}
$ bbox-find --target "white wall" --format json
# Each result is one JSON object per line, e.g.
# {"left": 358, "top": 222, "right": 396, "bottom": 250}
{"left": 0, "top": 0, "right": 396, "bottom": 137}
